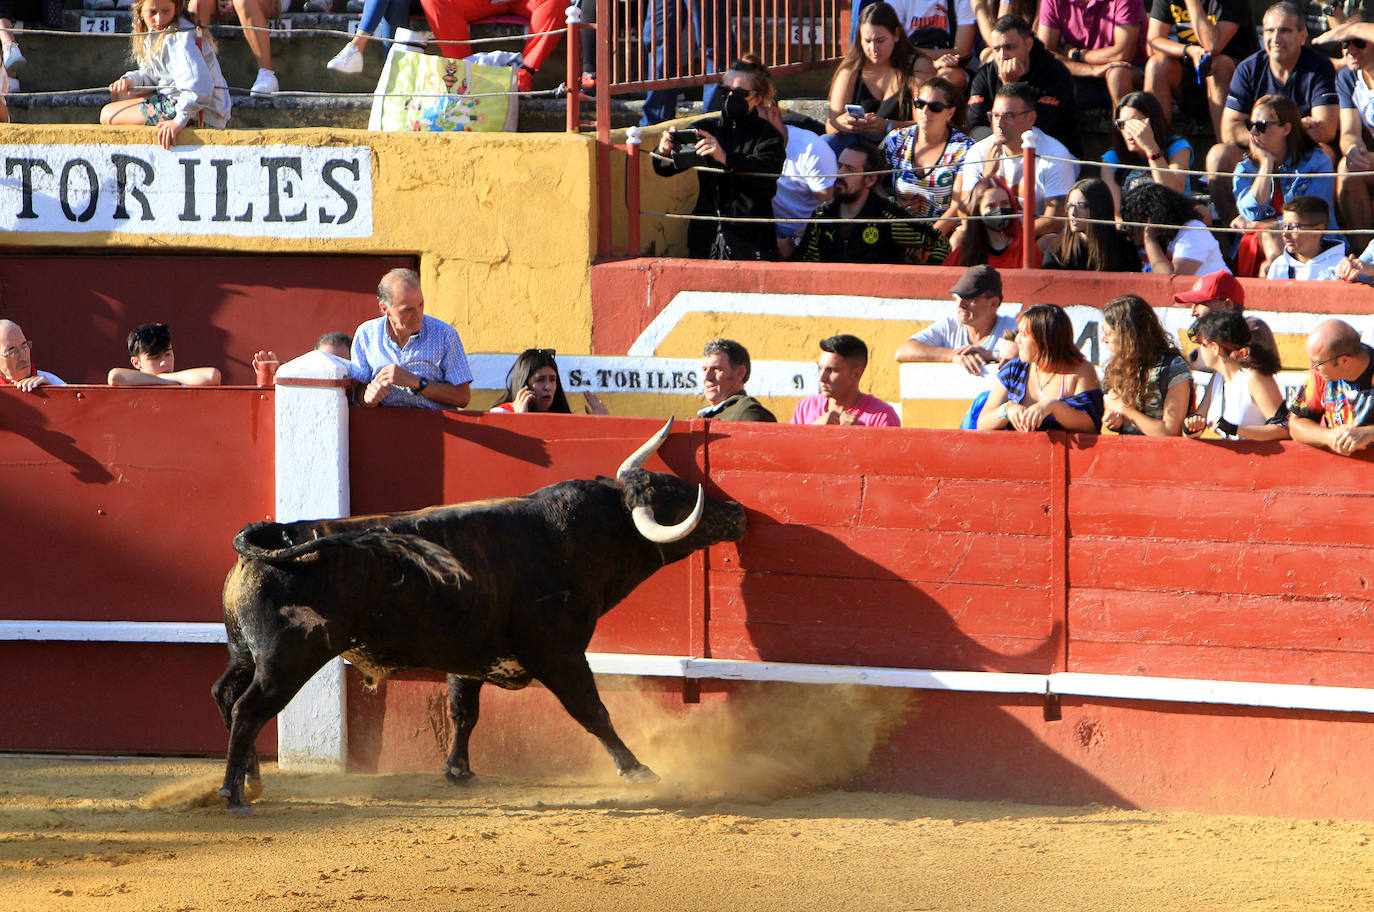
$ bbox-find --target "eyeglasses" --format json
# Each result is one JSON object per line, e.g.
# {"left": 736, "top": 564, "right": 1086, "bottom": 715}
{"left": 1247, "top": 119, "right": 1279, "bottom": 133}
{"left": 991, "top": 107, "right": 1030, "bottom": 119}
{"left": 1311, "top": 353, "right": 1345, "bottom": 370}
{"left": 0, "top": 340, "right": 30, "bottom": 359}
{"left": 913, "top": 98, "right": 951, "bottom": 113}
{"left": 1280, "top": 221, "right": 1325, "bottom": 232}
{"left": 1067, "top": 200, "right": 1092, "bottom": 213}
{"left": 1344, "top": 38, "right": 1369, "bottom": 50}
{"left": 1113, "top": 117, "right": 1146, "bottom": 130}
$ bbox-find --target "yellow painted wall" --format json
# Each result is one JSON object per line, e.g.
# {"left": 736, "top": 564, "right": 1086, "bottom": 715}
{"left": 0, "top": 125, "right": 598, "bottom": 355}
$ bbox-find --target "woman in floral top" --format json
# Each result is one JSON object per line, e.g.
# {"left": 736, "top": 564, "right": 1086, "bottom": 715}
{"left": 881, "top": 76, "right": 972, "bottom": 230}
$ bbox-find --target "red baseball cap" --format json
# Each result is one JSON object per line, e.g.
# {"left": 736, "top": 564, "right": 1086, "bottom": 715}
{"left": 1173, "top": 271, "right": 1245, "bottom": 309}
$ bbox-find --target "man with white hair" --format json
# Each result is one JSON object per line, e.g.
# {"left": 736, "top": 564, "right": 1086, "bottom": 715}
{"left": 0, "top": 320, "right": 64, "bottom": 393}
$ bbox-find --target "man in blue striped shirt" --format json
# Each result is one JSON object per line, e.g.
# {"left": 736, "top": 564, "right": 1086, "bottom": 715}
{"left": 350, "top": 268, "right": 473, "bottom": 410}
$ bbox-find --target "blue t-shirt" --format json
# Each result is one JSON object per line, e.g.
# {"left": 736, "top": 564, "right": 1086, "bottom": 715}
{"left": 1336, "top": 66, "right": 1374, "bottom": 133}
{"left": 1101, "top": 135, "right": 1192, "bottom": 194}
{"left": 1224, "top": 46, "right": 1337, "bottom": 116}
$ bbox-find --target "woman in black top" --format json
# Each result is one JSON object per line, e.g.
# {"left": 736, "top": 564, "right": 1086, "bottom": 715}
{"left": 1044, "top": 178, "right": 1140, "bottom": 272}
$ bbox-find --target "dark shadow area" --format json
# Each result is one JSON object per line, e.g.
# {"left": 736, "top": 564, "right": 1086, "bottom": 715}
{"left": 0, "top": 389, "right": 114, "bottom": 484}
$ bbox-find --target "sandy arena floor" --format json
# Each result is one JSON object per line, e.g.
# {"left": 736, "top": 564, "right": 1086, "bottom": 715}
{"left": 3, "top": 685, "right": 1373, "bottom": 911}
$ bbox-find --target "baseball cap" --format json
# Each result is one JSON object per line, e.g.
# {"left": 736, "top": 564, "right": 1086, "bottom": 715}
{"left": 1173, "top": 271, "right": 1245, "bottom": 309}
{"left": 949, "top": 264, "right": 1002, "bottom": 298}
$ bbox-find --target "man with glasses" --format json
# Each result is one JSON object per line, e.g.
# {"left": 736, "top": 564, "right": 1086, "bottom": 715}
{"left": 968, "top": 16, "right": 1078, "bottom": 154}
{"left": 0, "top": 320, "right": 63, "bottom": 393}
{"left": 1265, "top": 194, "right": 1347, "bottom": 279}
{"left": 897, "top": 264, "right": 1018, "bottom": 376}
{"left": 1289, "top": 318, "right": 1374, "bottom": 456}
{"left": 958, "top": 81, "right": 1079, "bottom": 237}
{"left": 1205, "top": 1, "right": 1337, "bottom": 228}
{"left": 1143, "top": 0, "right": 1256, "bottom": 140}
{"left": 1325, "top": 21, "right": 1374, "bottom": 233}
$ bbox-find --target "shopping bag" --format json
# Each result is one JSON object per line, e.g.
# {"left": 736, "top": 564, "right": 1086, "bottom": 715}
{"left": 369, "top": 37, "right": 518, "bottom": 132}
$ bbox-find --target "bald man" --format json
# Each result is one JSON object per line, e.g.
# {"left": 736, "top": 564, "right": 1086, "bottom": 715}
{"left": 1289, "top": 319, "right": 1374, "bottom": 456}
{"left": 0, "top": 320, "right": 64, "bottom": 393}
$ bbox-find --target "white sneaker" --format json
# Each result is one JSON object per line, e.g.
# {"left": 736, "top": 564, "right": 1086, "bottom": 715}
{"left": 303, "top": 0, "right": 331, "bottom": 10}
{"left": 6, "top": 77, "right": 17, "bottom": 95}
{"left": 116, "top": 0, "right": 132, "bottom": 8}
{"left": 325, "top": 43, "right": 363, "bottom": 74}
{"left": 84, "top": 0, "right": 115, "bottom": 8}
{"left": 3, "top": 44, "right": 25, "bottom": 73}
{"left": 346, "top": 0, "right": 363, "bottom": 10}
{"left": 250, "top": 68, "right": 278, "bottom": 97}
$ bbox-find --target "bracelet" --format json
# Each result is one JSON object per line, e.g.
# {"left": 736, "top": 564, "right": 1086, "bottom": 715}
{"left": 1148, "top": 151, "right": 1163, "bottom": 161}
{"left": 997, "top": 403, "right": 1009, "bottom": 420}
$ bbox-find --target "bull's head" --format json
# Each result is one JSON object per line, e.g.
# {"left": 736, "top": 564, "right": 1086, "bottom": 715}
{"left": 616, "top": 419, "right": 745, "bottom": 548}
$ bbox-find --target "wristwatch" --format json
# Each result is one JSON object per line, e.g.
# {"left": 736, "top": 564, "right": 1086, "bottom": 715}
{"left": 1068, "top": 47, "right": 1082, "bottom": 62}
{"left": 413, "top": 376, "right": 429, "bottom": 394}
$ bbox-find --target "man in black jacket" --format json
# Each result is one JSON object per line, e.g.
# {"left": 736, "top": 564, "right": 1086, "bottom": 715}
{"left": 967, "top": 15, "right": 1080, "bottom": 156}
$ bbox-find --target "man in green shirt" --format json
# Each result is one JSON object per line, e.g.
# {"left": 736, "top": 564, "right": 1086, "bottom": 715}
{"left": 697, "top": 338, "right": 776, "bottom": 422}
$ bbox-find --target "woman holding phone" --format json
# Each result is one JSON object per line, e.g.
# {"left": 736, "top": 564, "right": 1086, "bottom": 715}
{"left": 491, "top": 349, "right": 608, "bottom": 414}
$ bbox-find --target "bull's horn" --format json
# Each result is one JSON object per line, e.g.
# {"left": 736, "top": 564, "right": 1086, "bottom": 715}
{"left": 632, "top": 485, "right": 704, "bottom": 544}
{"left": 617, "top": 418, "right": 674, "bottom": 479}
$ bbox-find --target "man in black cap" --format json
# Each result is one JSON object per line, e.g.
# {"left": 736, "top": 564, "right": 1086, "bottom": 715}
{"left": 896, "top": 265, "right": 1019, "bottom": 375}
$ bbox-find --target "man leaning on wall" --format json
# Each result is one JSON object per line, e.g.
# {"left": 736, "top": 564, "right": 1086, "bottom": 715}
{"left": 0, "top": 320, "right": 64, "bottom": 393}
{"left": 1289, "top": 318, "right": 1374, "bottom": 456}
{"left": 697, "top": 338, "right": 776, "bottom": 422}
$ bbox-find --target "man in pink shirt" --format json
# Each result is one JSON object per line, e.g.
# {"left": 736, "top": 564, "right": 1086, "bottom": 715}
{"left": 1036, "top": 0, "right": 1148, "bottom": 110}
{"left": 791, "top": 334, "right": 901, "bottom": 427}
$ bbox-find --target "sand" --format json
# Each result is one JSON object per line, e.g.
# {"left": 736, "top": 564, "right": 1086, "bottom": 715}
{"left": 4, "top": 683, "right": 1374, "bottom": 911}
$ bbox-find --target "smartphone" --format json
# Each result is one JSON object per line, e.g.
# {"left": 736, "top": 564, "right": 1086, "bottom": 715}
{"left": 669, "top": 129, "right": 699, "bottom": 146}
{"left": 844, "top": 104, "right": 865, "bottom": 118}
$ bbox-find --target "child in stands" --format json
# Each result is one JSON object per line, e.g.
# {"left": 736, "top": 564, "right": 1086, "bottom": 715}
{"left": 100, "top": 0, "right": 230, "bottom": 150}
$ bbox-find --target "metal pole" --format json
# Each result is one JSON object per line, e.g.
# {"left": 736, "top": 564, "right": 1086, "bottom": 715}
{"left": 626, "top": 126, "right": 643, "bottom": 255}
{"left": 566, "top": 4, "right": 582, "bottom": 132}
{"left": 1021, "top": 130, "right": 1037, "bottom": 270}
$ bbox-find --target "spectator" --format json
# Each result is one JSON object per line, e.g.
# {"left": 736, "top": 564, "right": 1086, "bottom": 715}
{"left": 491, "top": 348, "right": 608, "bottom": 414}
{"left": 882, "top": 76, "right": 975, "bottom": 226}
{"left": 1329, "top": 22, "right": 1374, "bottom": 234}
{"left": 1335, "top": 238, "right": 1374, "bottom": 285}
{"left": 957, "top": 82, "right": 1079, "bottom": 238}
{"left": 415, "top": 0, "right": 567, "bottom": 94}
{"left": 1266, "top": 194, "right": 1347, "bottom": 279}
{"left": 1044, "top": 177, "right": 1141, "bottom": 270}
{"left": 759, "top": 103, "right": 837, "bottom": 261}
{"left": 107, "top": 322, "right": 223, "bottom": 386}
{"left": 968, "top": 15, "right": 1078, "bottom": 153}
{"left": 189, "top": 0, "right": 278, "bottom": 96}
{"left": 349, "top": 267, "right": 473, "bottom": 409}
{"left": 977, "top": 302, "right": 1104, "bottom": 431}
{"left": 946, "top": 174, "right": 1025, "bottom": 267}
{"left": 1100, "top": 90, "right": 1191, "bottom": 215}
{"left": 0, "top": 320, "right": 64, "bottom": 393}
{"left": 798, "top": 141, "right": 951, "bottom": 264}
{"left": 317, "top": 332, "right": 352, "bottom": 359}
{"left": 325, "top": 0, "right": 414, "bottom": 73}
{"left": 1099, "top": 293, "right": 1192, "bottom": 435}
{"left": 0, "top": 8, "right": 25, "bottom": 89}
{"left": 791, "top": 333, "right": 900, "bottom": 426}
{"left": 1173, "top": 269, "right": 1281, "bottom": 368}
{"left": 697, "top": 338, "right": 777, "bottom": 421}
{"left": 852, "top": 0, "right": 976, "bottom": 89}
{"left": 1184, "top": 309, "right": 1288, "bottom": 439}
{"left": 1143, "top": 0, "right": 1257, "bottom": 140}
{"left": 653, "top": 57, "right": 785, "bottom": 260}
{"left": 1205, "top": 2, "right": 1338, "bottom": 228}
{"left": 638, "top": 0, "right": 733, "bottom": 125}
{"left": 1232, "top": 93, "right": 1335, "bottom": 276}
{"left": 825, "top": 2, "right": 917, "bottom": 152}
{"left": 896, "top": 264, "right": 1019, "bottom": 374}
{"left": 1289, "top": 318, "right": 1374, "bottom": 455}
{"left": 1036, "top": 0, "right": 1148, "bottom": 111}
{"left": 1121, "top": 181, "right": 1228, "bottom": 275}
{"left": 101, "top": 0, "right": 231, "bottom": 150}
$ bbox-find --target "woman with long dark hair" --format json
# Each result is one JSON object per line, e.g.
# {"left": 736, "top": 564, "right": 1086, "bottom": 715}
{"left": 1184, "top": 310, "right": 1287, "bottom": 440}
{"left": 1100, "top": 90, "right": 1191, "bottom": 215}
{"left": 1045, "top": 178, "right": 1140, "bottom": 271}
{"left": 946, "top": 175, "right": 1023, "bottom": 267}
{"left": 825, "top": 2, "right": 916, "bottom": 150}
{"left": 1121, "top": 181, "right": 1227, "bottom": 276}
{"left": 491, "top": 348, "right": 607, "bottom": 414}
{"left": 1100, "top": 294, "right": 1192, "bottom": 435}
{"left": 882, "top": 76, "right": 973, "bottom": 226}
{"left": 978, "top": 303, "right": 1103, "bottom": 432}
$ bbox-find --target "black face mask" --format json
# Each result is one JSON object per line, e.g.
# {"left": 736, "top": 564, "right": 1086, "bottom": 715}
{"left": 723, "top": 93, "right": 750, "bottom": 120}
{"left": 983, "top": 208, "right": 1016, "bottom": 232}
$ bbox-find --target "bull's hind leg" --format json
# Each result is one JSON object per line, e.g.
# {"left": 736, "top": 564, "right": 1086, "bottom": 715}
{"left": 533, "top": 655, "right": 658, "bottom": 783}
{"left": 212, "top": 650, "right": 263, "bottom": 801}
{"left": 443, "top": 675, "right": 482, "bottom": 785}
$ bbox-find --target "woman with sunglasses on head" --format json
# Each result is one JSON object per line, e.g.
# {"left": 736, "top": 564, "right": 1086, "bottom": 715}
{"left": 978, "top": 303, "right": 1103, "bottom": 432}
{"left": 1100, "top": 90, "right": 1190, "bottom": 216}
{"left": 1121, "top": 181, "right": 1228, "bottom": 276}
{"left": 1044, "top": 178, "right": 1140, "bottom": 271}
{"left": 826, "top": 2, "right": 916, "bottom": 153}
{"left": 1099, "top": 294, "right": 1191, "bottom": 436}
{"left": 491, "top": 348, "right": 608, "bottom": 414}
{"left": 653, "top": 56, "right": 785, "bottom": 260}
{"left": 1231, "top": 93, "right": 1334, "bottom": 276}
{"left": 881, "top": 76, "right": 973, "bottom": 232}
{"left": 1183, "top": 309, "right": 1287, "bottom": 441}
{"left": 1332, "top": 21, "right": 1374, "bottom": 234}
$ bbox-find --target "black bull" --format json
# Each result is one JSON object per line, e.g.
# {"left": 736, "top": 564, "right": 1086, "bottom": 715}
{"left": 213, "top": 421, "right": 747, "bottom": 813}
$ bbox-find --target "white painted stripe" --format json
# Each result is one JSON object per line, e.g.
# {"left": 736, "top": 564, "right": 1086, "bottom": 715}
{"left": 0, "top": 621, "right": 227, "bottom": 643}
{"left": 467, "top": 353, "right": 819, "bottom": 398}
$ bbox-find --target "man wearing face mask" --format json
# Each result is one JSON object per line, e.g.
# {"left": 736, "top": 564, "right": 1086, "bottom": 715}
{"left": 798, "top": 141, "right": 951, "bottom": 264}
{"left": 967, "top": 16, "right": 1079, "bottom": 155}
{"left": 652, "top": 56, "right": 785, "bottom": 260}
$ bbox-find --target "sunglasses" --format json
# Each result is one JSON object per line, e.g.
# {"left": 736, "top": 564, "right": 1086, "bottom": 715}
{"left": 1113, "top": 117, "right": 1146, "bottom": 130}
{"left": 1247, "top": 119, "right": 1279, "bottom": 133}
{"left": 913, "top": 98, "right": 951, "bottom": 113}
{"left": 721, "top": 86, "right": 760, "bottom": 98}
{"left": 521, "top": 347, "right": 556, "bottom": 357}
{"left": 1345, "top": 38, "right": 1369, "bottom": 50}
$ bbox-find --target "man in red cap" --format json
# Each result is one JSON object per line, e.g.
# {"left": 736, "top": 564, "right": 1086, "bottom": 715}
{"left": 1174, "top": 270, "right": 1279, "bottom": 367}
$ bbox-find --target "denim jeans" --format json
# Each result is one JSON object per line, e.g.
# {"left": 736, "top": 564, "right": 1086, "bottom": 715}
{"left": 639, "top": 0, "right": 733, "bottom": 125}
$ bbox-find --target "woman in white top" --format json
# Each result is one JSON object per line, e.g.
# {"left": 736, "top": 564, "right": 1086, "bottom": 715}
{"left": 1184, "top": 310, "right": 1288, "bottom": 441}
{"left": 1120, "top": 181, "right": 1228, "bottom": 276}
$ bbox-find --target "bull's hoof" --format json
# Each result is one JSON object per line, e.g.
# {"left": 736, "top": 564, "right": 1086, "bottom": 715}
{"left": 244, "top": 776, "right": 264, "bottom": 802}
{"left": 443, "top": 766, "right": 475, "bottom": 786}
{"left": 622, "top": 765, "right": 659, "bottom": 784}
{"left": 228, "top": 803, "right": 254, "bottom": 817}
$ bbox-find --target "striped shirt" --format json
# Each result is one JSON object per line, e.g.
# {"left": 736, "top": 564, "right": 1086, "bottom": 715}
{"left": 349, "top": 314, "right": 473, "bottom": 410}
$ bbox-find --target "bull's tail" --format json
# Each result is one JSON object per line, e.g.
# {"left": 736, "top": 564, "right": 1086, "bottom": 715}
{"left": 234, "top": 525, "right": 470, "bottom": 589}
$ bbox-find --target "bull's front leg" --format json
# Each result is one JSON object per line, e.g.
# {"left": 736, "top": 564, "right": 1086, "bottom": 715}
{"left": 443, "top": 675, "right": 482, "bottom": 785}
{"left": 532, "top": 654, "right": 659, "bottom": 783}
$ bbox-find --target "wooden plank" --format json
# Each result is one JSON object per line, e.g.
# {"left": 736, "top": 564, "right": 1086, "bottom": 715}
{"left": 860, "top": 476, "right": 1051, "bottom": 534}
{"left": 1068, "top": 436, "right": 1374, "bottom": 492}
{"left": 1069, "top": 640, "right": 1374, "bottom": 689}
{"left": 710, "top": 470, "right": 865, "bottom": 526}
{"left": 1067, "top": 538, "right": 1374, "bottom": 599}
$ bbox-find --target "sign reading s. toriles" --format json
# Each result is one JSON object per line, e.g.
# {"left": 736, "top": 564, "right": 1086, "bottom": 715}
{"left": 0, "top": 145, "right": 373, "bottom": 238}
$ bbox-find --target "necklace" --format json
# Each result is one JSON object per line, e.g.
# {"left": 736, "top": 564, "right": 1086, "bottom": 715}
{"left": 1034, "top": 365, "right": 1057, "bottom": 394}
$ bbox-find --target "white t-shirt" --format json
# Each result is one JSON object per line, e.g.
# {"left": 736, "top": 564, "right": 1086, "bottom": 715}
{"left": 912, "top": 313, "right": 1019, "bottom": 350}
{"left": 1165, "top": 220, "right": 1229, "bottom": 276}
{"left": 1265, "top": 243, "right": 1348, "bottom": 281}
{"left": 1205, "top": 369, "right": 1267, "bottom": 438}
{"left": 773, "top": 126, "right": 837, "bottom": 240}
{"left": 888, "top": 0, "right": 976, "bottom": 40}
{"left": 958, "top": 128, "right": 1078, "bottom": 216}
